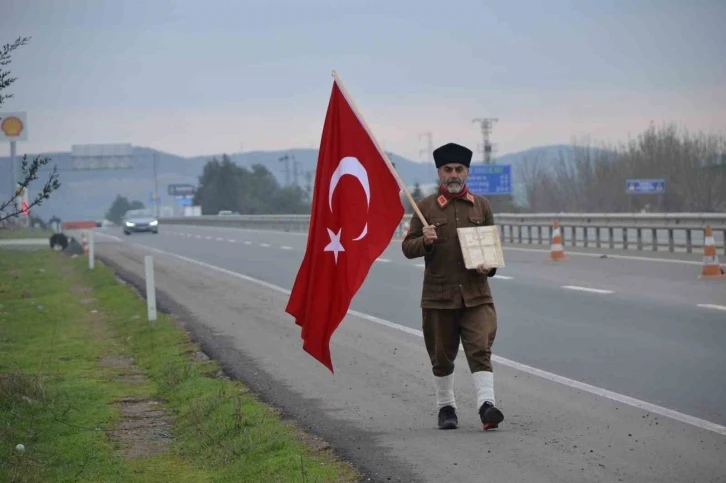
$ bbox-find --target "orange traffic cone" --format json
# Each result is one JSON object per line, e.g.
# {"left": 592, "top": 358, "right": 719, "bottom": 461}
{"left": 81, "top": 231, "right": 89, "bottom": 255}
{"left": 549, "top": 220, "right": 566, "bottom": 261}
{"left": 699, "top": 225, "right": 725, "bottom": 279}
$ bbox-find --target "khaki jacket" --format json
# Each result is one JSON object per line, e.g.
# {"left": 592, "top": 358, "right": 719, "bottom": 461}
{"left": 402, "top": 188, "right": 498, "bottom": 309}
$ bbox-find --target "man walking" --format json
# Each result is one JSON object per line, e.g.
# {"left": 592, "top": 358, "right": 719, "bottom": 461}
{"left": 402, "top": 142, "right": 504, "bottom": 431}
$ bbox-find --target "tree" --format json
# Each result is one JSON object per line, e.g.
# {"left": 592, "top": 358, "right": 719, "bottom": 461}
{"left": 516, "top": 123, "right": 726, "bottom": 213}
{"left": 194, "top": 155, "right": 309, "bottom": 214}
{"left": 105, "top": 195, "right": 145, "bottom": 224}
{"left": 0, "top": 36, "right": 60, "bottom": 223}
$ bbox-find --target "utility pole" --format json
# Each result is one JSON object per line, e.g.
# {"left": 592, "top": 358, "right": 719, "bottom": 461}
{"left": 279, "top": 154, "right": 291, "bottom": 186}
{"left": 10, "top": 141, "right": 17, "bottom": 221}
{"left": 291, "top": 153, "right": 301, "bottom": 188}
{"left": 419, "top": 132, "right": 433, "bottom": 164}
{"left": 304, "top": 170, "right": 313, "bottom": 202}
{"left": 472, "top": 117, "right": 498, "bottom": 164}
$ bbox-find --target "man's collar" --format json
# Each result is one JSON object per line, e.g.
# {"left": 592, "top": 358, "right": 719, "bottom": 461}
{"left": 437, "top": 189, "right": 475, "bottom": 208}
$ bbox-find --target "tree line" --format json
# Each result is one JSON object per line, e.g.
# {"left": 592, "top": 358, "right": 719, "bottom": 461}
{"left": 193, "top": 155, "right": 310, "bottom": 214}
{"left": 515, "top": 122, "right": 726, "bottom": 213}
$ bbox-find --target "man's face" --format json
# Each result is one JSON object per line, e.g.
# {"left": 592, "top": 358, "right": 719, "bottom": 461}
{"left": 439, "top": 163, "right": 468, "bottom": 193}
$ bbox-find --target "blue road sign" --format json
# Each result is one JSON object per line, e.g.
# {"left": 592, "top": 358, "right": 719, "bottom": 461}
{"left": 625, "top": 178, "right": 666, "bottom": 194}
{"left": 467, "top": 164, "right": 512, "bottom": 196}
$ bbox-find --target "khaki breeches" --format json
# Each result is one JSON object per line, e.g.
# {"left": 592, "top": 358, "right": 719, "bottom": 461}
{"left": 422, "top": 303, "right": 497, "bottom": 377}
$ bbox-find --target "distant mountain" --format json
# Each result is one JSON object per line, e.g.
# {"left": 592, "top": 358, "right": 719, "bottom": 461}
{"left": 0, "top": 144, "right": 593, "bottom": 222}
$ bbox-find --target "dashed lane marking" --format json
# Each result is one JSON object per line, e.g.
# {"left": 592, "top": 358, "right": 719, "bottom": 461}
{"left": 562, "top": 285, "right": 614, "bottom": 294}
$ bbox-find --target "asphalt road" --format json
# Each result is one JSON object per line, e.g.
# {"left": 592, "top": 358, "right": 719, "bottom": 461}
{"left": 91, "top": 226, "right": 726, "bottom": 483}
{"left": 100, "top": 224, "right": 726, "bottom": 427}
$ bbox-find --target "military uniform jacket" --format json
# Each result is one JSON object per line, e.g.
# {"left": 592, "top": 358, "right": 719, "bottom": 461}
{"left": 402, "top": 188, "right": 498, "bottom": 309}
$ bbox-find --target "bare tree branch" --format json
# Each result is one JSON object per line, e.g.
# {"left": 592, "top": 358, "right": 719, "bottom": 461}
{"left": 0, "top": 36, "right": 31, "bottom": 107}
{"left": 0, "top": 35, "right": 62, "bottom": 224}
{"left": 0, "top": 154, "right": 61, "bottom": 222}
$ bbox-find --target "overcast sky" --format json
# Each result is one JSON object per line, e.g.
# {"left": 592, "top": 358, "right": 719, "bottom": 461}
{"left": 1, "top": 0, "right": 724, "bottom": 162}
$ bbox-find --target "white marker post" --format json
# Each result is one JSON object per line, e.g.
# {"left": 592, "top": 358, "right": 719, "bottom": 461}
{"left": 88, "top": 230, "right": 95, "bottom": 270}
{"left": 144, "top": 255, "right": 157, "bottom": 321}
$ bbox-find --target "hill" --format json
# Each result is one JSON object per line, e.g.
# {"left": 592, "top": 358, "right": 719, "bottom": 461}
{"left": 0, "top": 144, "right": 590, "bottom": 222}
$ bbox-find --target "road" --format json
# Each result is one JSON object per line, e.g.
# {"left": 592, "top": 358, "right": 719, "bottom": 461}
{"left": 92, "top": 225, "right": 726, "bottom": 482}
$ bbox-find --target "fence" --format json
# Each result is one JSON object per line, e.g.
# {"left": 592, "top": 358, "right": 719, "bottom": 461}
{"left": 158, "top": 213, "right": 726, "bottom": 255}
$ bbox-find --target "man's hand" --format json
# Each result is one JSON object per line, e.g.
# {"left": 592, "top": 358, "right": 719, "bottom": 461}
{"left": 476, "top": 264, "right": 490, "bottom": 275}
{"left": 422, "top": 225, "right": 437, "bottom": 245}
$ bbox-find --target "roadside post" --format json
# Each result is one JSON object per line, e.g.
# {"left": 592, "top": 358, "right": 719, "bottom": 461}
{"left": 88, "top": 230, "right": 95, "bottom": 270}
{"left": 144, "top": 255, "right": 157, "bottom": 321}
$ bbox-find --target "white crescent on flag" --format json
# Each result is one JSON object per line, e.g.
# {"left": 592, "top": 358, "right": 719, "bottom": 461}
{"left": 328, "top": 156, "right": 370, "bottom": 241}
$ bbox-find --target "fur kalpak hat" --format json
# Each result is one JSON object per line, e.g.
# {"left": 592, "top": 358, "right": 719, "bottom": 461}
{"left": 433, "top": 143, "right": 473, "bottom": 168}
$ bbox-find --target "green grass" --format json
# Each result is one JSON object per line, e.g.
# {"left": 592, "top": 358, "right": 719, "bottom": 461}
{"left": 0, "top": 227, "right": 54, "bottom": 240}
{"left": 0, "top": 249, "right": 360, "bottom": 483}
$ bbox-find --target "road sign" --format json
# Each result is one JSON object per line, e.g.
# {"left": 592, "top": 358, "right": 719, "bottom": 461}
{"left": 0, "top": 112, "right": 28, "bottom": 142}
{"left": 168, "top": 183, "right": 196, "bottom": 196}
{"left": 625, "top": 178, "right": 666, "bottom": 194}
{"left": 467, "top": 164, "right": 512, "bottom": 196}
{"left": 71, "top": 143, "right": 133, "bottom": 170}
{"left": 149, "top": 191, "right": 161, "bottom": 204}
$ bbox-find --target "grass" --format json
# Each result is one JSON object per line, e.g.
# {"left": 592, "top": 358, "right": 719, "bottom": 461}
{"left": 0, "top": 248, "right": 360, "bottom": 483}
{"left": 0, "top": 227, "right": 54, "bottom": 239}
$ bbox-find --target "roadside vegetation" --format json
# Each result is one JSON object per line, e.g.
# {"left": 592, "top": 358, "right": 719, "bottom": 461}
{"left": 0, "top": 248, "right": 359, "bottom": 482}
{"left": 0, "top": 227, "right": 53, "bottom": 239}
{"left": 515, "top": 122, "right": 726, "bottom": 213}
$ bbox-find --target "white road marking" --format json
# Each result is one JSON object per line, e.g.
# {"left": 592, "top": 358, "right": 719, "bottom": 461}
{"left": 227, "top": 239, "right": 236, "bottom": 243}
{"left": 376, "top": 258, "right": 391, "bottom": 263}
{"left": 94, "top": 232, "right": 125, "bottom": 242}
{"left": 281, "top": 246, "right": 293, "bottom": 250}
{"left": 493, "top": 275, "right": 514, "bottom": 280}
{"left": 415, "top": 263, "right": 425, "bottom": 268}
{"left": 260, "top": 243, "right": 270, "bottom": 247}
{"left": 244, "top": 241, "right": 252, "bottom": 245}
{"left": 195, "top": 235, "right": 202, "bottom": 239}
{"left": 205, "top": 236, "right": 212, "bottom": 240}
{"left": 216, "top": 237, "right": 224, "bottom": 241}
{"left": 114, "top": 241, "right": 726, "bottom": 437}
{"left": 165, "top": 226, "right": 708, "bottom": 266}
{"left": 697, "top": 304, "right": 726, "bottom": 312}
{"left": 562, "top": 285, "right": 614, "bottom": 294}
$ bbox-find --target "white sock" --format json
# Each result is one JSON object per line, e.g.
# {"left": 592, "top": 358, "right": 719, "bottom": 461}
{"left": 472, "top": 371, "right": 495, "bottom": 408}
{"left": 434, "top": 373, "right": 456, "bottom": 409}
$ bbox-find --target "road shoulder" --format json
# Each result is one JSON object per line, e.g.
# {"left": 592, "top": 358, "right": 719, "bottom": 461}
{"left": 96, "top": 242, "right": 726, "bottom": 483}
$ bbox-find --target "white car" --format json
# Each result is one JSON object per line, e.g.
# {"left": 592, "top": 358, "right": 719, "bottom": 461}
{"left": 122, "top": 209, "right": 159, "bottom": 235}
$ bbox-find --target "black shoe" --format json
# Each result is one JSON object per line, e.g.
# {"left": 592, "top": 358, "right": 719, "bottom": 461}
{"left": 479, "top": 402, "right": 504, "bottom": 430}
{"left": 438, "top": 405, "right": 458, "bottom": 430}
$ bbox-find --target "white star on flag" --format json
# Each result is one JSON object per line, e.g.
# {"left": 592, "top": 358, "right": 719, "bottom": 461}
{"left": 324, "top": 227, "right": 345, "bottom": 263}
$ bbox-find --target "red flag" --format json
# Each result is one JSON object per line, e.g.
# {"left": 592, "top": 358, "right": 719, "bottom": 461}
{"left": 285, "top": 77, "right": 405, "bottom": 372}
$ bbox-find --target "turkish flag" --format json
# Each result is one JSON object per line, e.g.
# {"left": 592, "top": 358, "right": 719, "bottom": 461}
{"left": 285, "top": 79, "right": 405, "bottom": 373}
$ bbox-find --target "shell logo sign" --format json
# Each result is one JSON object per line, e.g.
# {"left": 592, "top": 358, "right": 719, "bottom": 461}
{"left": 0, "top": 112, "right": 28, "bottom": 141}
{"left": 1, "top": 116, "right": 24, "bottom": 137}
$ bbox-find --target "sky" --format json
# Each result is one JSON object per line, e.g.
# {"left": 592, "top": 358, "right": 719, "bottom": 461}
{"left": 1, "top": 0, "right": 724, "bottom": 162}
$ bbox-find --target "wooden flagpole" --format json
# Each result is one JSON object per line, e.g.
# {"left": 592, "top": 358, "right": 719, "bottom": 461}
{"left": 331, "top": 70, "right": 430, "bottom": 229}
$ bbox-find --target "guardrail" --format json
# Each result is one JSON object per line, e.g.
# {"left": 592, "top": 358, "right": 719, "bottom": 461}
{"left": 159, "top": 213, "right": 726, "bottom": 255}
